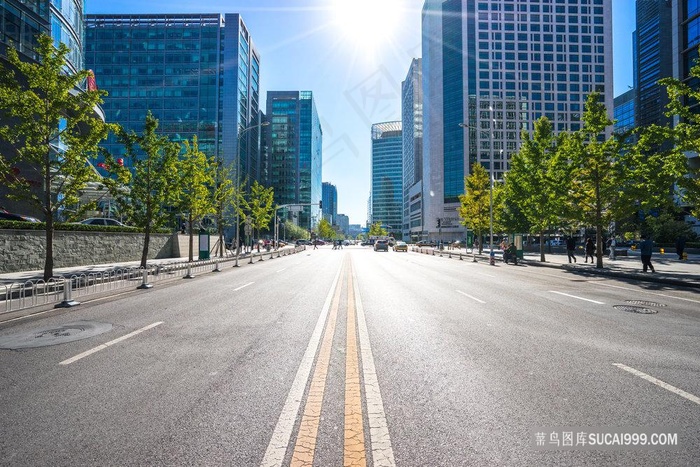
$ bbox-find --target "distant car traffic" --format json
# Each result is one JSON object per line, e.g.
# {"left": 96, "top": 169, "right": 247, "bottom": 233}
{"left": 374, "top": 239, "right": 389, "bottom": 252}
{"left": 393, "top": 241, "right": 408, "bottom": 252}
{"left": 416, "top": 240, "right": 435, "bottom": 247}
{"left": 0, "top": 210, "right": 41, "bottom": 222}
{"left": 79, "top": 217, "right": 126, "bottom": 226}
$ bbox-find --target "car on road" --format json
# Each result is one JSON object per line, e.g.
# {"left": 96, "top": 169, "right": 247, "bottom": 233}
{"left": 374, "top": 239, "right": 389, "bottom": 251}
{"left": 295, "top": 239, "right": 310, "bottom": 246}
{"left": 0, "top": 210, "right": 41, "bottom": 222}
{"left": 416, "top": 240, "right": 435, "bottom": 248}
{"left": 393, "top": 241, "right": 408, "bottom": 252}
{"left": 79, "top": 217, "right": 126, "bottom": 226}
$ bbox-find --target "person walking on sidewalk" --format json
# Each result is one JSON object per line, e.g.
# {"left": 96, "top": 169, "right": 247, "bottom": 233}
{"left": 566, "top": 236, "right": 577, "bottom": 263}
{"left": 584, "top": 238, "right": 595, "bottom": 263}
{"left": 640, "top": 235, "right": 655, "bottom": 273}
{"left": 676, "top": 235, "right": 686, "bottom": 260}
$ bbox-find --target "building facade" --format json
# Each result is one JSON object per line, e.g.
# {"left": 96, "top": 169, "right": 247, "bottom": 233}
{"left": 336, "top": 213, "right": 349, "bottom": 236}
{"left": 422, "top": 0, "right": 614, "bottom": 242}
{"left": 322, "top": 181, "right": 338, "bottom": 225}
{"left": 265, "top": 91, "right": 322, "bottom": 230}
{"left": 85, "top": 14, "right": 262, "bottom": 184}
{"left": 402, "top": 58, "right": 424, "bottom": 242}
{"left": 370, "top": 121, "right": 403, "bottom": 237}
{"left": 614, "top": 88, "right": 636, "bottom": 135}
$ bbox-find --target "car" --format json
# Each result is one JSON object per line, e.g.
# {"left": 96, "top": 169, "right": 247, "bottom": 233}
{"left": 374, "top": 239, "right": 389, "bottom": 251}
{"left": 295, "top": 239, "right": 311, "bottom": 245}
{"left": 393, "top": 241, "right": 408, "bottom": 252}
{"left": 416, "top": 240, "right": 435, "bottom": 248}
{"left": 0, "top": 210, "right": 41, "bottom": 222}
{"left": 79, "top": 217, "right": 125, "bottom": 226}
{"left": 312, "top": 239, "right": 325, "bottom": 246}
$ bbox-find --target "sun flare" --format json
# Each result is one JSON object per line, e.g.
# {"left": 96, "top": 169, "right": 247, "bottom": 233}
{"left": 331, "top": 0, "right": 402, "bottom": 50}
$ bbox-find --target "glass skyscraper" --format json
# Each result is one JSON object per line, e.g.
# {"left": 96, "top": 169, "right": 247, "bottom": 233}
{"left": 322, "top": 182, "right": 338, "bottom": 225}
{"left": 402, "top": 58, "right": 424, "bottom": 242}
{"left": 85, "top": 14, "right": 261, "bottom": 184}
{"left": 371, "top": 121, "right": 403, "bottom": 237}
{"left": 265, "top": 91, "right": 322, "bottom": 231}
{"left": 422, "top": 0, "right": 613, "bottom": 242}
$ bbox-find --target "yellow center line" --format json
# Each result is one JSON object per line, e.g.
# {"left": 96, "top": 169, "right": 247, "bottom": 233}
{"left": 345, "top": 262, "right": 367, "bottom": 467}
{"left": 290, "top": 263, "right": 344, "bottom": 467}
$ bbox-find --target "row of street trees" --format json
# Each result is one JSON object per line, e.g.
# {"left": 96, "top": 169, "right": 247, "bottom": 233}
{"left": 459, "top": 84, "right": 700, "bottom": 268}
{"left": 0, "top": 35, "right": 276, "bottom": 280}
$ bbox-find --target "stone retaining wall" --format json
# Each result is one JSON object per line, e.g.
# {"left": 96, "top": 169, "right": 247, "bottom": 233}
{"left": 0, "top": 229, "right": 175, "bottom": 273}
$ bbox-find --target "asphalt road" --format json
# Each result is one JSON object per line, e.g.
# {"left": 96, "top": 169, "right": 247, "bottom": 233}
{"left": 0, "top": 246, "right": 698, "bottom": 466}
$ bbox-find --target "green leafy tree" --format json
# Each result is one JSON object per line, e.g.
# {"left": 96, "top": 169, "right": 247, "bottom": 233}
{"left": 243, "top": 181, "right": 274, "bottom": 240}
{"left": 178, "top": 136, "right": 215, "bottom": 261}
{"left": 659, "top": 62, "right": 700, "bottom": 217}
{"left": 109, "top": 112, "right": 180, "bottom": 268}
{"left": 283, "top": 220, "right": 310, "bottom": 241}
{"left": 504, "top": 117, "right": 566, "bottom": 261}
{"left": 368, "top": 222, "right": 387, "bottom": 237}
{"left": 211, "top": 161, "right": 237, "bottom": 257}
{"left": 458, "top": 164, "right": 491, "bottom": 253}
{"left": 318, "top": 218, "right": 335, "bottom": 239}
{"left": 0, "top": 35, "right": 110, "bottom": 280}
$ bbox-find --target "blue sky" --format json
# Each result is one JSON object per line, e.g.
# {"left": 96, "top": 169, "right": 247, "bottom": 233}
{"left": 86, "top": 0, "right": 636, "bottom": 227}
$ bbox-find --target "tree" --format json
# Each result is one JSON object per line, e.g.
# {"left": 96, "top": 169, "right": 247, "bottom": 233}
{"left": 0, "top": 35, "right": 110, "bottom": 280}
{"left": 211, "top": 161, "right": 237, "bottom": 257}
{"left": 504, "top": 117, "right": 567, "bottom": 261}
{"left": 659, "top": 61, "right": 700, "bottom": 218}
{"left": 318, "top": 218, "right": 335, "bottom": 239}
{"left": 108, "top": 112, "right": 180, "bottom": 268}
{"left": 457, "top": 164, "right": 491, "bottom": 254}
{"left": 178, "top": 136, "right": 214, "bottom": 262}
{"left": 243, "top": 181, "right": 274, "bottom": 241}
{"left": 283, "top": 220, "right": 310, "bottom": 241}
{"left": 368, "top": 222, "right": 387, "bottom": 237}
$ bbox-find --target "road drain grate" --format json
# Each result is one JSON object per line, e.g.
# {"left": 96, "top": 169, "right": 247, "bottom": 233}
{"left": 624, "top": 300, "right": 666, "bottom": 308}
{"left": 613, "top": 305, "right": 658, "bottom": 314}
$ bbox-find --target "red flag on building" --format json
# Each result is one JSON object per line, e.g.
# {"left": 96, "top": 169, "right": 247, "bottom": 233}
{"left": 87, "top": 70, "right": 98, "bottom": 91}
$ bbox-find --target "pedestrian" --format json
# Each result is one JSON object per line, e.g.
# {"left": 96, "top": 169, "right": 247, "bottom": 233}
{"left": 566, "top": 236, "right": 577, "bottom": 263}
{"left": 313, "top": 240, "right": 318, "bottom": 250}
{"left": 608, "top": 237, "right": 616, "bottom": 260}
{"left": 584, "top": 238, "right": 595, "bottom": 263}
{"left": 639, "top": 235, "right": 655, "bottom": 273}
{"left": 505, "top": 243, "right": 518, "bottom": 265}
{"left": 676, "top": 235, "right": 686, "bottom": 260}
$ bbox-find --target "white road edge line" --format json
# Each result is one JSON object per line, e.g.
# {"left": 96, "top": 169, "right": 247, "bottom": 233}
{"left": 234, "top": 282, "right": 255, "bottom": 292}
{"left": 276, "top": 268, "right": 287, "bottom": 273}
{"left": 613, "top": 363, "right": 700, "bottom": 406}
{"left": 59, "top": 322, "right": 164, "bottom": 366}
{"left": 352, "top": 262, "right": 397, "bottom": 467}
{"left": 260, "top": 260, "right": 344, "bottom": 467}
{"left": 549, "top": 290, "right": 605, "bottom": 304}
{"left": 595, "top": 282, "right": 700, "bottom": 305}
{"left": 456, "top": 290, "right": 486, "bottom": 304}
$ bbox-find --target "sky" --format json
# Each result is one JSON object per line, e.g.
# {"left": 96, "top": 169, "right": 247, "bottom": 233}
{"left": 85, "top": 0, "right": 636, "bottom": 227}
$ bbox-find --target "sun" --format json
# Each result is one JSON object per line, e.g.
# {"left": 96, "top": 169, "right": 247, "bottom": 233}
{"left": 330, "top": 0, "right": 402, "bottom": 50}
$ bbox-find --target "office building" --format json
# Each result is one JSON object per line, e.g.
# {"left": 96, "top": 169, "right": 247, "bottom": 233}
{"left": 370, "top": 121, "right": 403, "bottom": 237}
{"left": 322, "top": 182, "right": 338, "bottom": 225}
{"left": 614, "top": 88, "right": 636, "bottom": 135}
{"left": 635, "top": 0, "right": 674, "bottom": 128}
{"left": 402, "top": 58, "right": 424, "bottom": 242}
{"left": 85, "top": 14, "right": 262, "bottom": 183}
{"left": 336, "top": 214, "right": 349, "bottom": 236}
{"left": 266, "top": 91, "right": 322, "bottom": 230}
{"left": 422, "top": 0, "right": 613, "bottom": 241}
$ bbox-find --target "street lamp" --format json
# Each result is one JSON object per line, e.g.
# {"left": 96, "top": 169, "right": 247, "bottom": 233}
{"left": 234, "top": 121, "right": 269, "bottom": 267}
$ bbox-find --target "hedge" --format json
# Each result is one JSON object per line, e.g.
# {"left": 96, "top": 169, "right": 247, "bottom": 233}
{"left": 0, "top": 220, "right": 169, "bottom": 234}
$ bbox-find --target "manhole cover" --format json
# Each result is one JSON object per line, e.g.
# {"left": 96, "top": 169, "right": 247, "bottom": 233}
{"left": 0, "top": 321, "right": 112, "bottom": 350}
{"left": 625, "top": 300, "right": 666, "bottom": 308}
{"left": 613, "top": 305, "right": 658, "bottom": 315}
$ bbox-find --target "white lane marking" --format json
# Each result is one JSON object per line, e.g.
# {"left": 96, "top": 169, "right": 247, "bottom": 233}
{"left": 352, "top": 263, "right": 397, "bottom": 467}
{"left": 614, "top": 363, "right": 700, "bottom": 406}
{"left": 595, "top": 282, "right": 700, "bottom": 305}
{"left": 260, "top": 261, "right": 344, "bottom": 467}
{"left": 276, "top": 268, "right": 287, "bottom": 273}
{"left": 234, "top": 282, "right": 254, "bottom": 292}
{"left": 456, "top": 290, "right": 486, "bottom": 304}
{"left": 59, "top": 322, "right": 164, "bottom": 365}
{"left": 549, "top": 291, "right": 605, "bottom": 305}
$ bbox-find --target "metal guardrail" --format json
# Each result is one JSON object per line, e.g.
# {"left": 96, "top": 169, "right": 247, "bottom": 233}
{"left": 0, "top": 246, "right": 306, "bottom": 315}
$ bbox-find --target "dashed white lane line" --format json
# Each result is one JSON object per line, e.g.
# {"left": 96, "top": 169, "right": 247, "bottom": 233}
{"left": 614, "top": 363, "right": 700, "bottom": 406}
{"left": 276, "top": 268, "right": 287, "bottom": 273}
{"left": 260, "top": 261, "right": 344, "bottom": 467}
{"left": 549, "top": 291, "right": 605, "bottom": 305}
{"left": 234, "top": 282, "right": 255, "bottom": 292}
{"left": 59, "top": 322, "right": 164, "bottom": 365}
{"left": 456, "top": 290, "right": 486, "bottom": 304}
{"left": 594, "top": 282, "right": 700, "bottom": 305}
{"left": 352, "top": 263, "right": 397, "bottom": 467}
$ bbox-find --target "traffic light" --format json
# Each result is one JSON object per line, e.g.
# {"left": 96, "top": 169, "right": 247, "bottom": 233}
{"left": 319, "top": 200, "right": 323, "bottom": 209}
{"left": 437, "top": 218, "right": 441, "bottom": 228}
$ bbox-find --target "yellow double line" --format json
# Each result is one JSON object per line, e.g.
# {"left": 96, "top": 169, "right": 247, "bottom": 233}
{"left": 290, "top": 260, "right": 366, "bottom": 467}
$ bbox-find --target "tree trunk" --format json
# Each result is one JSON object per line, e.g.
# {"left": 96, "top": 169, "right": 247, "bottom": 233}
{"left": 595, "top": 175, "right": 604, "bottom": 269}
{"left": 539, "top": 231, "right": 546, "bottom": 262}
{"left": 44, "top": 215, "right": 54, "bottom": 281}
